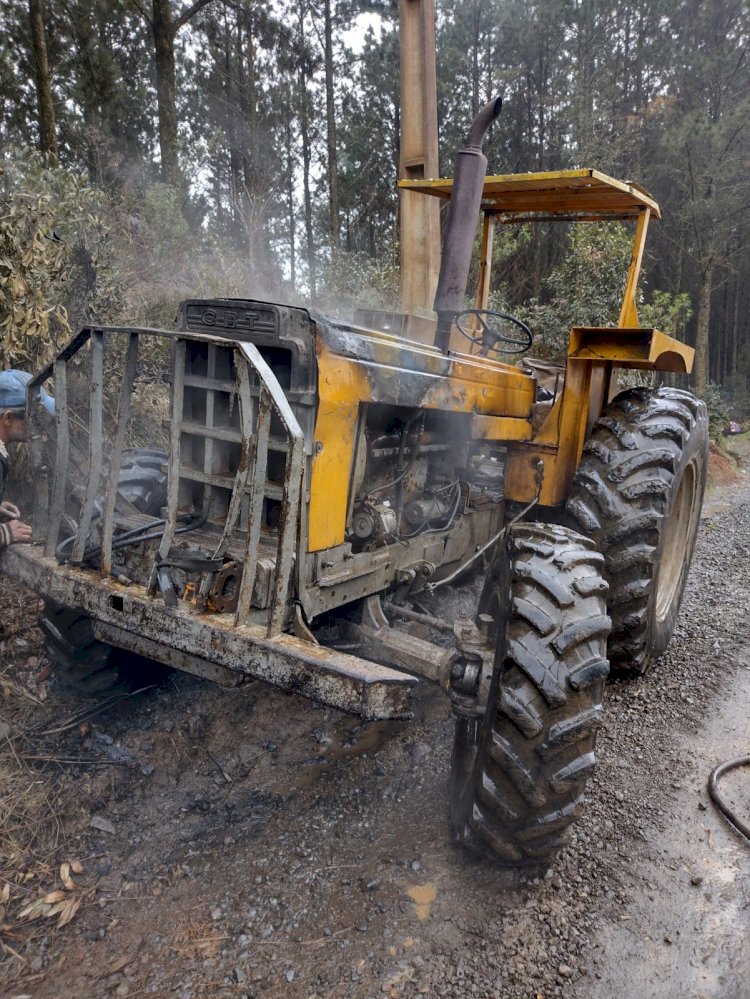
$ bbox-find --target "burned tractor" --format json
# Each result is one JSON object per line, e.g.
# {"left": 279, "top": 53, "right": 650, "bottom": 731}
{"left": 1, "top": 101, "right": 707, "bottom": 866}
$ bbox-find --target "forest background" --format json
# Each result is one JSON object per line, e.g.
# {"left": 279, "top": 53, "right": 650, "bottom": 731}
{"left": 1, "top": 0, "right": 748, "bottom": 424}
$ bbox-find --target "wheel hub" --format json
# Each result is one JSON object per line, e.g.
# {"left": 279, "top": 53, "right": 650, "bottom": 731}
{"left": 655, "top": 454, "right": 700, "bottom": 625}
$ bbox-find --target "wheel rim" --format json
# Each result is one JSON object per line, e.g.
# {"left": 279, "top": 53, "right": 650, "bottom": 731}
{"left": 655, "top": 454, "right": 701, "bottom": 624}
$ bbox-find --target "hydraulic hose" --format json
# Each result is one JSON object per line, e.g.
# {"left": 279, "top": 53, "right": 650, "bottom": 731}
{"left": 55, "top": 513, "right": 206, "bottom": 566}
{"left": 708, "top": 755, "right": 750, "bottom": 843}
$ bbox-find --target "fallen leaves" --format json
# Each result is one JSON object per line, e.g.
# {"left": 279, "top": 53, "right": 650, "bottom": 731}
{"left": 89, "top": 815, "right": 116, "bottom": 835}
{"left": 16, "top": 891, "right": 80, "bottom": 928}
{"left": 0, "top": 881, "right": 9, "bottom": 924}
{"left": 60, "top": 861, "right": 79, "bottom": 890}
{"left": 13, "top": 858, "right": 86, "bottom": 929}
{"left": 96, "top": 953, "right": 137, "bottom": 980}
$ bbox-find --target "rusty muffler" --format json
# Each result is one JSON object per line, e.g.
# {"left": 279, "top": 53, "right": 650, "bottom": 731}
{"left": 433, "top": 96, "right": 502, "bottom": 353}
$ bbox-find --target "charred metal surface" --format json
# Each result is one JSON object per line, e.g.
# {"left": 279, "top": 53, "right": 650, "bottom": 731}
{"left": 350, "top": 595, "right": 456, "bottom": 685}
{"left": 27, "top": 328, "right": 91, "bottom": 552}
{"left": 384, "top": 601, "right": 452, "bottom": 633}
{"left": 298, "top": 505, "right": 502, "bottom": 620}
{"left": 448, "top": 615, "right": 497, "bottom": 719}
{"left": 317, "top": 319, "right": 534, "bottom": 417}
{"left": 71, "top": 331, "right": 105, "bottom": 565}
{"left": 177, "top": 300, "right": 318, "bottom": 403}
{"left": 235, "top": 390, "right": 271, "bottom": 625}
{"left": 238, "top": 343, "right": 306, "bottom": 637}
{"left": 101, "top": 333, "right": 139, "bottom": 576}
{"left": 27, "top": 377, "right": 53, "bottom": 545}
{"left": 180, "top": 300, "right": 281, "bottom": 339}
{"left": 93, "top": 621, "right": 245, "bottom": 687}
{"left": 46, "top": 356, "right": 70, "bottom": 554}
{"left": 149, "top": 337, "right": 186, "bottom": 600}
{"left": 1, "top": 546, "right": 415, "bottom": 720}
{"left": 207, "top": 561, "right": 243, "bottom": 613}
{"left": 13, "top": 309, "right": 520, "bottom": 715}
{"left": 195, "top": 360, "right": 254, "bottom": 612}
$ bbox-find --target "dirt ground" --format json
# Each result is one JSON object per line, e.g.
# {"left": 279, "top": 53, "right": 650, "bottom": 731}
{"left": 2, "top": 440, "right": 750, "bottom": 999}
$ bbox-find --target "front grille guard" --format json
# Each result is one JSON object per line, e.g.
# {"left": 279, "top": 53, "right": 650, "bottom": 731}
{"left": 28, "top": 327, "right": 305, "bottom": 638}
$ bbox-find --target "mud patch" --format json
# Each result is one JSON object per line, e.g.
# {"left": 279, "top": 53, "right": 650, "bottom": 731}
{"left": 405, "top": 882, "right": 437, "bottom": 920}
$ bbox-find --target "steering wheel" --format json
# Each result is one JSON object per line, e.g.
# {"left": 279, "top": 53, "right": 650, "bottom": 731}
{"left": 454, "top": 310, "right": 533, "bottom": 356}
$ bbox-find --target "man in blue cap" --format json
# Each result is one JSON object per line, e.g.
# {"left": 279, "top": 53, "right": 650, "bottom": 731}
{"left": 0, "top": 370, "right": 55, "bottom": 548}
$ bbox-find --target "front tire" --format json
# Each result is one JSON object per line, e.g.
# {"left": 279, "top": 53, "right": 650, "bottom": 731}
{"left": 39, "top": 602, "right": 123, "bottom": 695}
{"left": 566, "top": 387, "right": 708, "bottom": 674}
{"left": 116, "top": 448, "right": 168, "bottom": 515}
{"left": 41, "top": 448, "right": 170, "bottom": 695}
{"left": 450, "top": 523, "right": 610, "bottom": 866}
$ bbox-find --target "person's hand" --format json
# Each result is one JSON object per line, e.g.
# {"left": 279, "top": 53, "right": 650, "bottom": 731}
{"left": 0, "top": 500, "right": 21, "bottom": 521}
{"left": 8, "top": 519, "right": 32, "bottom": 543}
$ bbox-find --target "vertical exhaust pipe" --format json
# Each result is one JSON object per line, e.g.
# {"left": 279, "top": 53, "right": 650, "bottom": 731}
{"left": 433, "top": 96, "right": 502, "bottom": 353}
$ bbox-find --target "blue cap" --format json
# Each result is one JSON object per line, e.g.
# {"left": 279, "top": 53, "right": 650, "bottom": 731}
{"left": 0, "top": 369, "right": 55, "bottom": 416}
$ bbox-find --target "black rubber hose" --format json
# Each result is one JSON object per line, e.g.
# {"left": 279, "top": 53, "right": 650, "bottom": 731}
{"left": 55, "top": 513, "right": 206, "bottom": 565}
{"left": 707, "top": 755, "right": 750, "bottom": 843}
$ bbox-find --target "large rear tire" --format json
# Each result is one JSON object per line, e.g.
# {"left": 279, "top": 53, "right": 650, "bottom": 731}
{"left": 566, "top": 387, "right": 708, "bottom": 674}
{"left": 450, "top": 523, "right": 610, "bottom": 866}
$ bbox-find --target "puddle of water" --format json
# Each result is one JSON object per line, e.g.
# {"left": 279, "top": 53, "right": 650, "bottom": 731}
{"left": 406, "top": 883, "right": 437, "bottom": 920}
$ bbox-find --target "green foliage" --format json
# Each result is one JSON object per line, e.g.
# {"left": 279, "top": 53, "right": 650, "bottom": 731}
{"left": 316, "top": 244, "right": 400, "bottom": 316}
{"left": 0, "top": 151, "right": 271, "bottom": 371}
{"left": 639, "top": 290, "right": 692, "bottom": 338}
{"left": 701, "top": 381, "right": 731, "bottom": 441}
{"left": 0, "top": 183, "right": 70, "bottom": 369}
{"left": 136, "top": 184, "right": 191, "bottom": 259}
{"left": 489, "top": 223, "right": 631, "bottom": 359}
{"left": 547, "top": 223, "right": 631, "bottom": 324}
{"left": 488, "top": 222, "right": 697, "bottom": 363}
{"left": 0, "top": 149, "right": 127, "bottom": 371}
{"left": 1, "top": 0, "right": 748, "bottom": 399}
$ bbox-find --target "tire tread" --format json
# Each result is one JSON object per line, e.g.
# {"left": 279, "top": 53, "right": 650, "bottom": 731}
{"left": 450, "top": 523, "right": 611, "bottom": 866}
{"left": 566, "top": 386, "right": 708, "bottom": 673}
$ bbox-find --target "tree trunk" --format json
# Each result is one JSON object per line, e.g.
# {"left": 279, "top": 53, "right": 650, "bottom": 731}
{"left": 152, "top": 0, "right": 181, "bottom": 188}
{"left": 299, "top": 8, "right": 316, "bottom": 296}
{"left": 241, "top": 6, "right": 261, "bottom": 271}
{"left": 285, "top": 110, "right": 296, "bottom": 284}
{"left": 693, "top": 262, "right": 714, "bottom": 396}
{"left": 150, "top": 0, "right": 215, "bottom": 190}
{"left": 29, "top": 0, "right": 58, "bottom": 161}
{"left": 226, "top": 16, "right": 243, "bottom": 241}
{"left": 72, "top": 8, "right": 97, "bottom": 179}
{"left": 323, "top": 0, "right": 339, "bottom": 249}
{"left": 470, "top": 2, "right": 480, "bottom": 116}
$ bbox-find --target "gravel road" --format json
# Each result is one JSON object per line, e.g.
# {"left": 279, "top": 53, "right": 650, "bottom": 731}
{"left": 3, "top": 462, "right": 750, "bottom": 999}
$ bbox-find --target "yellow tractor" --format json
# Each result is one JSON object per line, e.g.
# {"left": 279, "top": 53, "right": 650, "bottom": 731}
{"left": 2, "top": 98, "right": 706, "bottom": 867}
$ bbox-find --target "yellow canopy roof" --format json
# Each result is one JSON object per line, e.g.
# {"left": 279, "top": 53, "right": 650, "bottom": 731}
{"left": 398, "top": 168, "right": 660, "bottom": 221}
